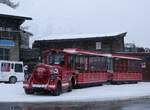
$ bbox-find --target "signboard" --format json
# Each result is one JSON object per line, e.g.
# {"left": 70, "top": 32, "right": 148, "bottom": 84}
{"left": 0, "top": 40, "right": 15, "bottom": 47}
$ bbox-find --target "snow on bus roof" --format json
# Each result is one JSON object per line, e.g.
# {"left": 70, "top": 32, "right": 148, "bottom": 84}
{"left": 0, "top": 4, "right": 31, "bottom": 19}
{"left": 0, "top": 60, "right": 23, "bottom": 63}
{"left": 63, "top": 48, "right": 141, "bottom": 60}
{"left": 63, "top": 48, "right": 111, "bottom": 57}
{"left": 112, "top": 55, "right": 141, "bottom": 60}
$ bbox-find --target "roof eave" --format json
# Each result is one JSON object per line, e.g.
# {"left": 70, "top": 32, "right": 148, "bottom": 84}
{"left": 0, "top": 14, "right": 32, "bottom": 20}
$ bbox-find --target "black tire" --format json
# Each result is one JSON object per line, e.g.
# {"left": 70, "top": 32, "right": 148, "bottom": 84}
{"left": 52, "top": 82, "right": 62, "bottom": 96}
{"left": 130, "top": 81, "right": 138, "bottom": 84}
{"left": 9, "top": 76, "right": 17, "bottom": 84}
{"left": 24, "top": 89, "right": 34, "bottom": 94}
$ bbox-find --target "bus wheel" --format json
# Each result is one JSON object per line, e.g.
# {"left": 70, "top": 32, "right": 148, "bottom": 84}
{"left": 9, "top": 76, "right": 17, "bottom": 84}
{"left": 24, "top": 89, "right": 34, "bottom": 94}
{"left": 52, "top": 82, "right": 62, "bottom": 96}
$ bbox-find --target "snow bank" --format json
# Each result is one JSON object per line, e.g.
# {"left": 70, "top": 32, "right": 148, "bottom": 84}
{"left": 0, "top": 82, "right": 150, "bottom": 102}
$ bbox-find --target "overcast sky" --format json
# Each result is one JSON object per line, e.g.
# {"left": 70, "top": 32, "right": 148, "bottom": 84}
{"left": 17, "top": 0, "right": 150, "bottom": 47}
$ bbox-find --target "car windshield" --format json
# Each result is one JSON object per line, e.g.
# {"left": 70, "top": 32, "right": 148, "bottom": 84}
{"left": 48, "top": 52, "right": 64, "bottom": 65}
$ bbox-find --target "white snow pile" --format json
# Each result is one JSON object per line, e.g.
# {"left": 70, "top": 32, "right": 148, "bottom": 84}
{"left": 0, "top": 82, "right": 150, "bottom": 102}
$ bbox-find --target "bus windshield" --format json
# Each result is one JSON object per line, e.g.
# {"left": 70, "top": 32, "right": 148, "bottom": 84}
{"left": 48, "top": 52, "right": 64, "bottom": 65}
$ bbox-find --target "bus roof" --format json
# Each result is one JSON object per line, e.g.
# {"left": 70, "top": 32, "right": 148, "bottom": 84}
{"left": 63, "top": 48, "right": 111, "bottom": 57}
{"left": 0, "top": 60, "right": 23, "bottom": 64}
{"left": 63, "top": 48, "right": 141, "bottom": 60}
{"left": 43, "top": 48, "right": 141, "bottom": 61}
{"left": 111, "top": 54, "right": 141, "bottom": 60}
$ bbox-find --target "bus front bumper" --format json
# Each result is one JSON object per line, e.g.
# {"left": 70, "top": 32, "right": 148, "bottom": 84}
{"left": 23, "top": 83, "right": 56, "bottom": 91}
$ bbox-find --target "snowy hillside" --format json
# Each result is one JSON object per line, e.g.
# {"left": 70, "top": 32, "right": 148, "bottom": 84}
{"left": 15, "top": 0, "right": 150, "bottom": 47}
{"left": 0, "top": 82, "right": 150, "bottom": 102}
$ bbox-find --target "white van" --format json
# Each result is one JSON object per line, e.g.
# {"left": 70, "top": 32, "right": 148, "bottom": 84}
{"left": 0, "top": 60, "right": 24, "bottom": 84}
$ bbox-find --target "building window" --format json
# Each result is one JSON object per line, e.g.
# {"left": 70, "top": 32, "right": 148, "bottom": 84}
{"left": 96, "top": 42, "right": 101, "bottom": 50}
{"left": 0, "top": 48, "right": 10, "bottom": 60}
{"left": 0, "top": 27, "right": 5, "bottom": 31}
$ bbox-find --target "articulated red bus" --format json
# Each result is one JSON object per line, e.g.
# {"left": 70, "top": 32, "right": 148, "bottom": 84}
{"left": 23, "top": 48, "right": 142, "bottom": 96}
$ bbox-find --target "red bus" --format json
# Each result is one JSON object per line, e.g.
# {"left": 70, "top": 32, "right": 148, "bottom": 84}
{"left": 23, "top": 48, "right": 142, "bottom": 95}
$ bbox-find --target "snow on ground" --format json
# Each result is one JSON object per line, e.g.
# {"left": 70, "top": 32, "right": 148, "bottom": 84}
{"left": 0, "top": 82, "right": 150, "bottom": 102}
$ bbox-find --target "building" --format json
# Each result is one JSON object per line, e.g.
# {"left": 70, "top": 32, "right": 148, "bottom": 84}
{"left": 125, "top": 43, "right": 146, "bottom": 52}
{"left": 33, "top": 32, "right": 127, "bottom": 54}
{"left": 0, "top": 4, "right": 32, "bottom": 61}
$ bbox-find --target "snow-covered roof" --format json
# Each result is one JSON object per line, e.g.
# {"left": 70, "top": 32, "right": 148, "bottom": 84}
{"left": 35, "top": 32, "right": 126, "bottom": 41}
{"left": 0, "top": 4, "right": 31, "bottom": 19}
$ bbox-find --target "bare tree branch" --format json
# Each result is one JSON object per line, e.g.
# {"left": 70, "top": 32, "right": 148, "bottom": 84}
{"left": 0, "top": 0, "right": 19, "bottom": 8}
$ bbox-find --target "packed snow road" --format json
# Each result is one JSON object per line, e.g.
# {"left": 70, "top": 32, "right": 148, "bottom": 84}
{"left": 1, "top": 98, "right": 150, "bottom": 110}
{"left": 0, "top": 82, "right": 150, "bottom": 102}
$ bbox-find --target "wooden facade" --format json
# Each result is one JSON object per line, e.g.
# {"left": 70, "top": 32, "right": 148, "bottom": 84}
{"left": 33, "top": 32, "right": 126, "bottom": 53}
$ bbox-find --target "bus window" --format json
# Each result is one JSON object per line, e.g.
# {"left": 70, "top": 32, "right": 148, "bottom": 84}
{"left": 48, "top": 52, "right": 64, "bottom": 65}
{"left": 107, "top": 58, "right": 113, "bottom": 73}
{"left": 128, "top": 60, "right": 142, "bottom": 72}
{"left": 15, "top": 64, "right": 23, "bottom": 72}
{"left": 99, "top": 56, "right": 107, "bottom": 72}
{"left": 75, "top": 55, "right": 88, "bottom": 72}
{"left": 113, "top": 58, "right": 128, "bottom": 72}
{"left": 89, "top": 57, "right": 95, "bottom": 72}
{"left": 1, "top": 63, "right": 10, "bottom": 72}
{"left": 75, "top": 55, "right": 80, "bottom": 70}
{"left": 79, "top": 56, "right": 85, "bottom": 72}
{"left": 68, "top": 55, "right": 76, "bottom": 69}
{"left": 89, "top": 56, "right": 107, "bottom": 72}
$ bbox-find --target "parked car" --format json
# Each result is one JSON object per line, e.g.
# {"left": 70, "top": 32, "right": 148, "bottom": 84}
{"left": 0, "top": 60, "right": 24, "bottom": 84}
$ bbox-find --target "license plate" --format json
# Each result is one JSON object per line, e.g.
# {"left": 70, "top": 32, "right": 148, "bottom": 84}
{"left": 32, "top": 84, "right": 47, "bottom": 88}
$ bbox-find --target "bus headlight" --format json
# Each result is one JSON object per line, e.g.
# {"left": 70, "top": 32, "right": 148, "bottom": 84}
{"left": 50, "top": 67, "right": 59, "bottom": 80}
{"left": 51, "top": 67, "right": 59, "bottom": 74}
